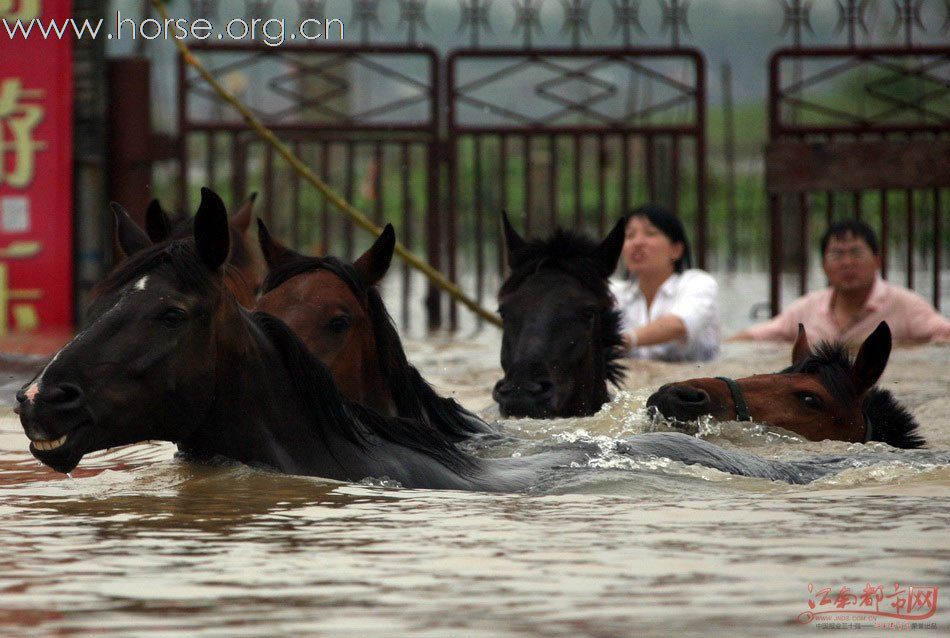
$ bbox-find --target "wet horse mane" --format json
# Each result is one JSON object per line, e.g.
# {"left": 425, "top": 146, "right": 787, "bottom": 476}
{"left": 90, "top": 232, "right": 256, "bottom": 316}
{"left": 250, "top": 311, "right": 480, "bottom": 475}
{"left": 90, "top": 238, "right": 218, "bottom": 299}
{"left": 499, "top": 229, "right": 626, "bottom": 388}
{"left": 781, "top": 341, "right": 924, "bottom": 449}
{"left": 782, "top": 342, "right": 861, "bottom": 405}
{"left": 262, "top": 253, "right": 488, "bottom": 441}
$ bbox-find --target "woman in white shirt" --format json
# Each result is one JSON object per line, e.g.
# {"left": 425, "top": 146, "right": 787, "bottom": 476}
{"left": 610, "top": 204, "right": 721, "bottom": 362}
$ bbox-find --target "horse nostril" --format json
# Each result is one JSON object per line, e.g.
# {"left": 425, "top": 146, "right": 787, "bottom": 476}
{"left": 523, "top": 379, "right": 553, "bottom": 396}
{"left": 493, "top": 380, "right": 512, "bottom": 397}
{"left": 15, "top": 388, "right": 27, "bottom": 404}
{"left": 494, "top": 378, "right": 552, "bottom": 398}
{"left": 672, "top": 385, "right": 708, "bottom": 405}
{"left": 44, "top": 383, "right": 86, "bottom": 410}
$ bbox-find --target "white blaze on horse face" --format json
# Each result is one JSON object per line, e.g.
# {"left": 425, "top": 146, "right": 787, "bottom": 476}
{"left": 134, "top": 276, "right": 148, "bottom": 291}
{"left": 23, "top": 348, "right": 64, "bottom": 404}
{"left": 24, "top": 382, "right": 40, "bottom": 403}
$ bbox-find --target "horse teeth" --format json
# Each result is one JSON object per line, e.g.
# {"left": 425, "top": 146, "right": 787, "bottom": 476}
{"left": 34, "top": 433, "right": 68, "bottom": 451}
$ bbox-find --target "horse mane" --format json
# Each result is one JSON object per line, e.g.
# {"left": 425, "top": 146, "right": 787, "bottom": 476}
{"left": 500, "top": 229, "right": 626, "bottom": 388}
{"left": 364, "top": 287, "right": 491, "bottom": 440}
{"left": 262, "top": 254, "right": 490, "bottom": 440}
{"left": 251, "top": 311, "right": 479, "bottom": 475}
{"left": 500, "top": 230, "right": 608, "bottom": 298}
{"left": 782, "top": 342, "right": 860, "bottom": 404}
{"left": 862, "top": 388, "right": 925, "bottom": 449}
{"left": 90, "top": 238, "right": 217, "bottom": 300}
{"left": 261, "top": 253, "right": 347, "bottom": 295}
{"left": 781, "top": 341, "right": 924, "bottom": 448}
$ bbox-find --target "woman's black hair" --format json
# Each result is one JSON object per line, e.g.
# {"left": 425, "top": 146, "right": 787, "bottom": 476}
{"left": 625, "top": 204, "right": 692, "bottom": 273}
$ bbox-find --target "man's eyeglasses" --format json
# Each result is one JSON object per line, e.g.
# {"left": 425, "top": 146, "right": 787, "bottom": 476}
{"left": 825, "top": 247, "right": 874, "bottom": 262}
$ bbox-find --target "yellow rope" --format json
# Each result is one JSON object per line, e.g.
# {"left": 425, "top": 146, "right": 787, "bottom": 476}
{"left": 152, "top": 0, "right": 502, "bottom": 328}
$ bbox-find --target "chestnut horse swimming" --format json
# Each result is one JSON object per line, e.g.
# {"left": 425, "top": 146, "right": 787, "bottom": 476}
{"left": 255, "top": 220, "right": 491, "bottom": 441}
{"left": 15, "top": 188, "right": 901, "bottom": 487}
{"left": 494, "top": 212, "right": 626, "bottom": 418}
{"left": 646, "top": 322, "right": 924, "bottom": 448}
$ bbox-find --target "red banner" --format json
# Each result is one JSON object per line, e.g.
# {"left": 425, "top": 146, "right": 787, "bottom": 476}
{"left": 0, "top": 0, "right": 74, "bottom": 334}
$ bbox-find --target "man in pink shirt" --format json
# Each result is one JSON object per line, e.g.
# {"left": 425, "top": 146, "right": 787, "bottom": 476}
{"left": 734, "top": 220, "right": 950, "bottom": 347}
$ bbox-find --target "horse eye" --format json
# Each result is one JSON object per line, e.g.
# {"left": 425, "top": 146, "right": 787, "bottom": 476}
{"left": 796, "top": 392, "right": 823, "bottom": 410}
{"left": 582, "top": 305, "right": 598, "bottom": 322}
{"left": 158, "top": 307, "right": 188, "bottom": 327}
{"left": 328, "top": 315, "right": 351, "bottom": 333}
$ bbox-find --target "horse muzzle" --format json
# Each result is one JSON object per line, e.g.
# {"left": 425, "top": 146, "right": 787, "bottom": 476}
{"left": 493, "top": 377, "right": 557, "bottom": 418}
{"left": 16, "top": 381, "right": 95, "bottom": 473}
{"left": 646, "top": 383, "right": 714, "bottom": 422}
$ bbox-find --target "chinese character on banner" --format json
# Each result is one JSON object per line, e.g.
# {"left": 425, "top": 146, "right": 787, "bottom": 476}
{"left": 0, "top": 78, "right": 47, "bottom": 188}
{"left": 0, "top": 0, "right": 74, "bottom": 335}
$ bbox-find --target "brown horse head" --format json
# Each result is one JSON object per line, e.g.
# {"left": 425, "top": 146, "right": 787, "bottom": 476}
{"left": 256, "top": 221, "right": 398, "bottom": 415}
{"left": 494, "top": 212, "right": 626, "bottom": 418}
{"left": 125, "top": 193, "right": 263, "bottom": 308}
{"left": 255, "top": 221, "right": 491, "bottom": 440}
{"left": 646, "top": 322, "right": 924, "bottom": 448}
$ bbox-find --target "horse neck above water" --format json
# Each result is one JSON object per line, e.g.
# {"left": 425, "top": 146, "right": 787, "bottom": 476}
{"left": 180, "top": 309, "right": 486, "bottom": 489}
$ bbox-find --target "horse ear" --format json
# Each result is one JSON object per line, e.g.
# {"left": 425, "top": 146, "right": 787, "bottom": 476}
{"left": 852, "top": 322, "right": 891, "bottom": 395}
{"left": 193, "top": 187, "right": 230, "bottom": 271}
{"left": 256, "top": 218, "right": 299, "bottom": 269}
{"left": 111, "top": 202, "right": 151, "bottom": 260}
{"left": 144, "top": 199, "right": 172, "bottom": 243}
{"left": 591, "top": 217, "right": 626, "bottom": 277}
{"left": 501, "top": 210, "right": 527, "bottom": 267}
{"left": 791, "top": 323, "right": 811, "bottom": 366}
{"left": 231, "top": 192, "right": 256, "bottom": 234}
{"left": 354, "top": 224, "right": 396, "bottom": 286}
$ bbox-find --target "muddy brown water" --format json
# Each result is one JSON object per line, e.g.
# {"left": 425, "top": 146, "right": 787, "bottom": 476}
{"left": 1, "top": 335, "right": 948, "bottom": 636}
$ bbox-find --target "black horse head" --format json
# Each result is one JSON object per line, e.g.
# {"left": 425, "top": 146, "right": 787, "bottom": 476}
{"left": 494, "top": 212, "right": 626, "bottom": 418}
{"left": 16, "top": 188, "right": 236, "bottom": 473}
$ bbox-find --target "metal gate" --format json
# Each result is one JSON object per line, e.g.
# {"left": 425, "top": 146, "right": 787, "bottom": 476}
{"left": 446, "top": 47, "right": 706, "bottom": 328}
{"left": 173, "top": 0, "right": 708, "bottom": 332}
{"left": 178, "top": 43, "right": 442, "bottom": 327}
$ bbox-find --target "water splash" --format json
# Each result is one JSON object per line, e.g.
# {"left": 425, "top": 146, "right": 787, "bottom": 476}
{"left": 357, "top": 476, "right": 404, "bottom": 489}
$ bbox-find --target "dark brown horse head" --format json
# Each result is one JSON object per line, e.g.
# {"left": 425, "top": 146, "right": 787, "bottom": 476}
{"left": 256, "top": 221, "right": 397, "bottom": 415}
{"left": 16, "top": 187, "right": 240, "bottom": 473}
{"left": 646, "top": 322, "right": 924, "bottom": 448}
{"left": 129, "top": 193, "right": 263, "bottom": 308}
{"left": 494, "top": 212, "right": 626, "bottom": 418}
{"left": 255, "top": 221, "right": 490, "bottom": 440}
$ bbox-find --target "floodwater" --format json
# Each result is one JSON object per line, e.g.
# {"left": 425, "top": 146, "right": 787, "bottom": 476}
{"left": 1, "top": 330, "right": 948, "bottom": 635}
